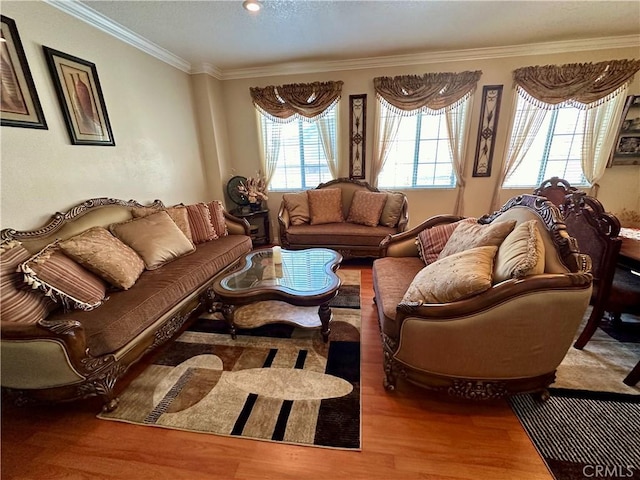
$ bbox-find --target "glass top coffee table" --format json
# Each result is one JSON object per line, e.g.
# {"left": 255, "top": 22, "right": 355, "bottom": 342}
{"left": 211, "top": 247, "right": 343, "bottom": 342}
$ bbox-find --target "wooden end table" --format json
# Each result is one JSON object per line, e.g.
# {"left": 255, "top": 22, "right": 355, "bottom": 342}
{"left": 211, "top": 247, "right": 343, "bottom": 341}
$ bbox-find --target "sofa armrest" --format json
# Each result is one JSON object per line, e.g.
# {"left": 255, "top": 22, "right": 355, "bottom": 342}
{"left": 396, "top": 272, "right": 592, "bottom": 320}
{"left": 224, "top": 211, "right": 251, "bottom": 236}
{"left": 381, "top": 214, "right": 465, "bottom": 257}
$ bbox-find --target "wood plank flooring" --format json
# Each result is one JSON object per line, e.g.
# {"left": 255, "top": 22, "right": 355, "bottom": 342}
{"left": 1, "top": 263, "right": 552, "bottom": 480}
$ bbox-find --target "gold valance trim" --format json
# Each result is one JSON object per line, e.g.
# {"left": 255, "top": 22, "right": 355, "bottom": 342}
{"left": 513, "top": 59, "right": 640, "bottom": 109}
{"left": 373, "top": 71, "right": 482, "bottom": 114}
{"left": 250, "top": 81, "right": 343, "bottom": 122}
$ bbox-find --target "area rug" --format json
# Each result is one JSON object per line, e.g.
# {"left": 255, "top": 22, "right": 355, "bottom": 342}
{"left": 98, "top": 270, "right": 361, "bottom": 450}
{"left": 510, "top": 309, "right": 640, "bottom": 480}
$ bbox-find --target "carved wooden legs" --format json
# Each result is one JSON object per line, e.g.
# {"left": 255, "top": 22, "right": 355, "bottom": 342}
{"left": 318, "top": 303, "right": 332, "bottom": 342}
{"left": 574, "top": 304, "right": 605, "bottom": 349}
{"left": 532, "top": 389, "right": 550, "bottom": 402}
{"left": 382, "top": 349, "right": 397, "bottom": 391}
{"left": 220, "top": 304, "right": 237, "bottom": 339}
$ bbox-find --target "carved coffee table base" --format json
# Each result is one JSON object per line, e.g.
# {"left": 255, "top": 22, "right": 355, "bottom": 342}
{"left": 217, "top": 301, "right": 333, "bottom": 342}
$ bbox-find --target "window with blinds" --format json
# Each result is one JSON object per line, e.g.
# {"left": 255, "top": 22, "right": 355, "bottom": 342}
{"left": 504, "top": 100, "right": 589, "bottom": 188}
{"left": 267, "top": 105, "right": 336, "bottom": 191}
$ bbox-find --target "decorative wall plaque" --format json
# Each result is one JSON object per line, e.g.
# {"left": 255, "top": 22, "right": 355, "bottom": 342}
{"left": 349, "top": 94, "right": 366, "bottom": 179}
{"left": 472, "top": 85, "right": 503, "bottom": 177}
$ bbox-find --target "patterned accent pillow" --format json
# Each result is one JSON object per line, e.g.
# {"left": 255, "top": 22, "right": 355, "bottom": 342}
{"left": 131, "top": 205, "right": 193, "bottom": 242}
{"left": 438, "top": 220, "right": 517, "bottom": 260}
{"left": 185, "top": 203, "right": 218, "bottom": 244}
{"left": 0, "top": 241, "right": 56, "bottom": 323}
{"left": 307, "top": 188, "right": 344, "bottom": 225}
{"left": 402, "top": 246, "right": 498, "bottom": 304}
{"left": 59, "top": 227, "right": 145, "bottom": 290}
{"left": 20, "top": 243, "right": 108, "bottom": 311}
{"left": 283, "top": 192, "right": 310, "bottom": 225}
{"left": 416, "top": 218, "right": 476, "bottom": 265}
{"left": 493, "top": 220, "right": 546, "bottom": 282}
{"left": 346, "top": 191, "right": 388, "bottom": 227}
{"left": 110, "top": 211, "right": 196, "bottom": 270}
{"left": 379, "top": 192, "right": 405, "bottom": 228}
{"left": 206, "top": 200, "right": 228, "bottom": 237}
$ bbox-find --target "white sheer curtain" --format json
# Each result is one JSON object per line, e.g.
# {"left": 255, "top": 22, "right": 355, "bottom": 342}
{"left": 314, "top": 106, "right": 339, "bottom": 179}
{"left": 581, "top": 84, "right": 629, "bottom": 197}
{"left": 490, "top": 89, "right": 548, "bottom": 210}
{"left": 371, "top": 101, "right": 402, "bottom": 188}
{"left": 256, "top": 110, "right": 282, "bottom": 187}
{"left": 445, "top": 98, "right": 473, "bottom": 215}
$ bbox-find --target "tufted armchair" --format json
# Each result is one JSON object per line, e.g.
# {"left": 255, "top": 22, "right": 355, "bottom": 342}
{"left": 372, "top": 195, "right": 593, "bottom": 400}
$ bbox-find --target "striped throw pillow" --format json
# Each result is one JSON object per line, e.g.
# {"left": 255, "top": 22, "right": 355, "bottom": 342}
{"left": 20, "top": 243, "right": 108, "bottom": 311}
{"left": 185, "top": 203, "right": 218, "bottom": 244}
{"left": 416, "top": 218, "right": 477, "bottom": 265}
{"left": 0, "top": 241, "right": 56, "bottom": 324}
{"left": 207, "top": 200, "right": 228, "bottom": 237}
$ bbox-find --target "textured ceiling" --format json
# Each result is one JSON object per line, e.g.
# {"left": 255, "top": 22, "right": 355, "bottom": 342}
{"left": 79, "top": 0, "right": 640, "bottom": 72}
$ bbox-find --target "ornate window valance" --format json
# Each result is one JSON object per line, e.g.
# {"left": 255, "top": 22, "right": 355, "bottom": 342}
{"left": 250, "top": 81, "right": 343, "bottom": 122}
{"left": 513, "top": 59, "right": 640, "bottom": 109}
{"left": 373, "top": 71, "right": 482, "bottom": 114}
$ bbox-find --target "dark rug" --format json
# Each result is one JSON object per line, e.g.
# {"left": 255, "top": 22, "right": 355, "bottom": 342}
{"left": 510, "top": 310, "right": 640, "bottom": 480}
{"left": 98, "top": 270, "right": 361, "bottom": 450}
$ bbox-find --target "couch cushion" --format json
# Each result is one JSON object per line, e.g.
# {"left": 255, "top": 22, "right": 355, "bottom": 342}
{"left": 131, "top": 205, "right": 193, "bottom": 242}
{"left": 1, "top": 241, "right": 56, "bottom": 323}
{"left": 283, "top": 192, "right": 311, "bottom": 225}
{"left": 346, "top": 191, "right": 387, "bottom": 227}
{"left": 494, "top": 220, "right": 546, "bottom": 283}
{"left": 20, "top": 243, "right": 108, "bottom": 311}
{"left": 185, "top": 203, "right": 218, "bottom": 243}
{"left": 207, "top": 200, "right": 229, "bottom": 237}
{"left": 379, "top": 192, "right": 405, "bottom": 228}
{"left": 285, "top": 223, "right": 396, "bottom": 247}
{"left": 59, "top": 226, "right": 145, "bottom": 290}
{"left": 308, "top": 188, "right": 344, "bottom": 225}
{"left": 416, "top": 218, "right": 476, "bottom": 265}
{"left": 50, "top": 234, "right": 253, "bottom": 357}
{"left": 438, "top": 219, "right": 516, "bottom": 259}
{"left": 110, "top": 211, "right": 196, "bottom": 270}
{"left": 372, "top": 256, "right": 425, "bottom": 339}
{"left": 403, "top": 246, "right": 498, "bottom": 304}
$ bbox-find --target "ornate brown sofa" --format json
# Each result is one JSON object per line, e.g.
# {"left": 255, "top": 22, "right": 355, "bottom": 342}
{"left": 1, "top": 198, "right": 252, "bottom": 411}
{"left": 372, "top": 195, "right": 593, "bottom": 400}
{"left": 277, "top": 178, "right": 408, "bottom": 259}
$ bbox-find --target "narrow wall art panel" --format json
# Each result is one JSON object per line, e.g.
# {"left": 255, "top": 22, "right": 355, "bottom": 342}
{"left": 349, "top": 94, "right": 366, "bottom": 179}
{"left": 473, "top": 85, "right": 503, "bottom": 177}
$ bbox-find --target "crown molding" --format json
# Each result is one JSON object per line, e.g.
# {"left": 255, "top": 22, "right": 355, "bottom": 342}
{"left": 44, "top": 0, "right": 192, "bottom": 73}
{"left": 220, "top": 35, "right": 640, "bottom": 80}
{"left": 192, "top": 63, "right": 223, "bottom": 80}
{"left": 43, "top": 0, "right": 639, "bottom": 81}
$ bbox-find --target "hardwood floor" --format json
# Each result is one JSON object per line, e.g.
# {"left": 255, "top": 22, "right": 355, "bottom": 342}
{"left": 1, "top": 263, "right": 552, "bottom": 480}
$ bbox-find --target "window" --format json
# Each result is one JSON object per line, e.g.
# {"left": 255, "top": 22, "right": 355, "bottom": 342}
{"left": 504, "top": 98, "right": 588, "bottom": 188}
{"left": 376, "top": 101, "right": 468, "bottom": 189}
{"left": 265, "top": 104, "right": 337, "bottom": 191}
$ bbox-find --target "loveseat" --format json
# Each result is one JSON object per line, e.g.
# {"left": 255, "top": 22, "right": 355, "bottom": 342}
{"left": 1, "top": 198, "right": 252, "bottom": 411}
{"left": 278, "top": 178, "right": 408, "bottom": 259}
{"left": 372, "top": 195, "right": 593, "bottom": 399}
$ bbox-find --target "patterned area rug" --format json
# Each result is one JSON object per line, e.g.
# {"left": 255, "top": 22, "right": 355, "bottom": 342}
{"left": 510, "top": 309, "right": 640, "bottom": 480}
{"left": 98, "top": 270, "right": 361, "bottom": 450}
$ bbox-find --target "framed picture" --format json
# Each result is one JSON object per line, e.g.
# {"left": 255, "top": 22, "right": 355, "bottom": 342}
{"left": 0, "top": 15, "right": 47, "bottom": 129}
{"left": 610, "top": 95, "right": 640, "bottom": 166}
{"left": 472, "top": 85, "right": 503, "bottom": 177}
{"left": 349, "top": 94, "right": 366, "bottom": 179}
{"left": 43, "top": 46, "right": 115, "bottom": 146}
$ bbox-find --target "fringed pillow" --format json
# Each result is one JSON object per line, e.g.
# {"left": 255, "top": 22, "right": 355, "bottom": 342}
{"left": 416, "top": 218, "right": 476, "bottom": 265}
{"left": 1, "top": 241, "right": 57, "bottom": 323}
{"left": 20, "top": 242, "right": 108, "bottom": 311}
{"left": 493, "top": 220, "right": 546, "bottom": 282}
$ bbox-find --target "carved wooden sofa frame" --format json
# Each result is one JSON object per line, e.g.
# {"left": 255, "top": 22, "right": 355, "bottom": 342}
{"left": 1, "top": 198, "right": 251, "bottom": 411}
{"left": 373, "top": 195, "right": 593, "bottom": 400}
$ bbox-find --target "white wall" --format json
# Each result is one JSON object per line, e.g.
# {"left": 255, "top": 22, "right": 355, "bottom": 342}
{"left": 220, "top": 47, "right": 640, "bottom": 232}
{"left": 1, "top": 1, "right": 208, "bottom": 230}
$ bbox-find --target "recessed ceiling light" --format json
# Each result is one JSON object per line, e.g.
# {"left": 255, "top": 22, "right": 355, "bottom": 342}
{"left": 243, "top": 0, "right": 262, "bottom": 12}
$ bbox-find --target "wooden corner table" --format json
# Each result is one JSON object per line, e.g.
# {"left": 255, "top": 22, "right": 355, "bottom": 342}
{"left": 211, "top": 247, "right": 343, "bottom": 342}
